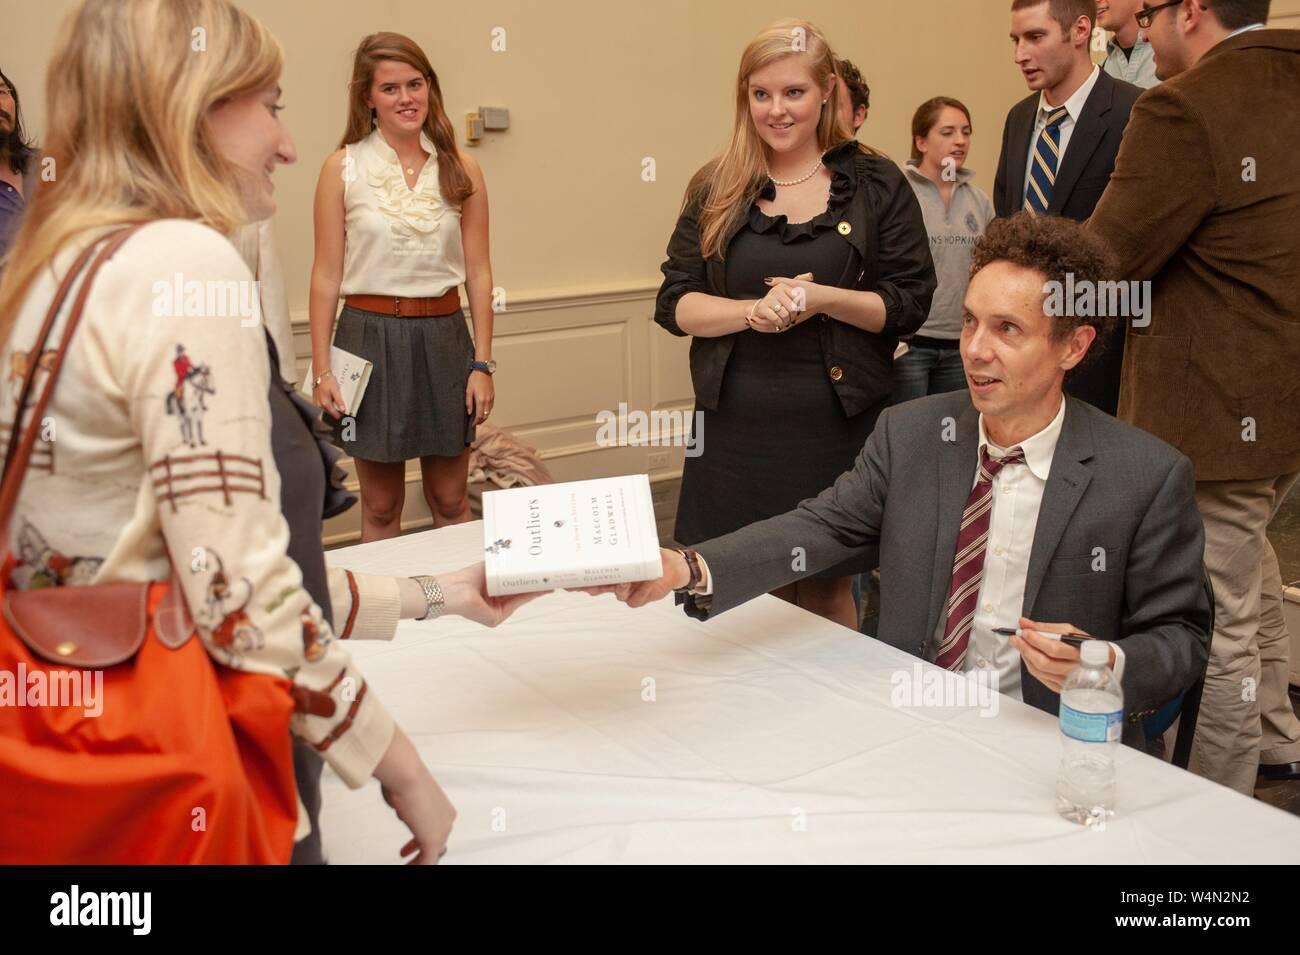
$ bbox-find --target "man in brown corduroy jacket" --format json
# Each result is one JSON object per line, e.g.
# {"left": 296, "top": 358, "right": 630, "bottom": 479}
{"left": 1087, "top": 0, "right": 1300, "bottom": 796}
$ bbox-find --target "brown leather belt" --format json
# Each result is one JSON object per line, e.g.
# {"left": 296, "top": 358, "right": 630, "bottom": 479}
{"left": 344, "top": 290, "right": 461, "bottom": 317}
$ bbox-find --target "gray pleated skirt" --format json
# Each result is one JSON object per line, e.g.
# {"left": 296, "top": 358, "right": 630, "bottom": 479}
{"left": 327, "top": 303, "right": 476, "bottom": 462}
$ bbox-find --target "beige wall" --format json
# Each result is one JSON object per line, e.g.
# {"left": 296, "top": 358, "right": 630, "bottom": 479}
{"left": 4, "top": 0, "right": 1069, "bottom": 541}
{"left": 13, "top": 0, "right": 1298, "bottom": 540}
{"left": 1272, "top": 0, "right": 1300, "bottom": 24}
{"left": 8, "top": 1, "right": 1296, "bottom": 537}
{"left": 11, "top": 0, "right": 1029, "bottom": 305}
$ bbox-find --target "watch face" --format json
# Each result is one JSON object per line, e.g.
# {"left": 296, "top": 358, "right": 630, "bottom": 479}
{"left": 487, "top": 360, "right": 497, "bottom": 373}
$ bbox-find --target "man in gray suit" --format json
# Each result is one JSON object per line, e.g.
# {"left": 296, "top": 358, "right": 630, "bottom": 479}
{"left": 591, "top": 215, "right": 1210, "bottom": 739}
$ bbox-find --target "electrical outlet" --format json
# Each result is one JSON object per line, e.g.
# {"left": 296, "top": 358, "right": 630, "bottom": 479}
{"left": 647, "top": 452, "right": 668, "bottom": 470}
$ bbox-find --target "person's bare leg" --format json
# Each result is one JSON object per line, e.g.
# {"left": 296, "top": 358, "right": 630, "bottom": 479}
{"left": 353, "top": 458, "right": 407, "bottom": 542}
{"left": 420, "top": 449, "right": 472, "bottom": 528}
{"left": 793, "top": 577, "right": 858, "bottom": 629}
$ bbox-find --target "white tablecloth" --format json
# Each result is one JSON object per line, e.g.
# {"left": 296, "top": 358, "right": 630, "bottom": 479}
{"left": 320, "top": 522, "right": 1300, "bottom": 864}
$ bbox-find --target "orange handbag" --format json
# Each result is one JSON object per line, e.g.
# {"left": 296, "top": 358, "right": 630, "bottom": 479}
{"left": 0, "top": 227, "right": 300, "bottom": 863}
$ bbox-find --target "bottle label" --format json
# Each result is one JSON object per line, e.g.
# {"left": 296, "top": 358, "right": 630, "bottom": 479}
{"left": 1060, "top": 703, "right": 1122, "bottom": 743}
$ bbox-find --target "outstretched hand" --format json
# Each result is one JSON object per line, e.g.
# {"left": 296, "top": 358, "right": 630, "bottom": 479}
{"left": 440, "top": 561, "right": 546, "bottom": 626}
{"left": 567, "top": 548, "right": 691, "bottom": 609}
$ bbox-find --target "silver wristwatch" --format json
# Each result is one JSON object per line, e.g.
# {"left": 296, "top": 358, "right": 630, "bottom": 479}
{"left": 411, "top": 575, "right": 446, "bottom": 620}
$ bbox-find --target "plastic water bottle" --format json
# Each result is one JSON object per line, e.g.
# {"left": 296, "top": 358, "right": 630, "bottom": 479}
{"left": 1056, "top": 639, "right": 1123, "bottom": 826}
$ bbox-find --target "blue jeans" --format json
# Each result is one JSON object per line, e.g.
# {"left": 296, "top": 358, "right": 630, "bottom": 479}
{"left": 891, "top": 344, "right": 967, "bottom": 405}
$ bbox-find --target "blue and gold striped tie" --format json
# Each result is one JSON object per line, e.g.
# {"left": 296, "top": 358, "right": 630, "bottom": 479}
{"left": 1023, "top": 106, "right": 1069, "bottom": 216}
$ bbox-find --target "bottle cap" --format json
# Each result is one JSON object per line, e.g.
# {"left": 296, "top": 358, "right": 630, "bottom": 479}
{"left": 1080, "top": 640, "right": 1109, "bottom": 666}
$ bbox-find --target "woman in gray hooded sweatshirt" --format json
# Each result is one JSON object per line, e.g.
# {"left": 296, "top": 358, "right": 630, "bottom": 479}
{"left": 893, "top": 97, "right": 994, "bottom": 403}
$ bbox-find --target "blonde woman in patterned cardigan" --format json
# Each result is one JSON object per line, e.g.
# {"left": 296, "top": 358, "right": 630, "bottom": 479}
{"left": 0, "top": 0, "right": 538, "bottom": 863}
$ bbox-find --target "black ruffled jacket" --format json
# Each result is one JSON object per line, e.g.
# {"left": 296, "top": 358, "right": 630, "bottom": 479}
{"left": 654, "top": 141, "right": 937, "bottom": 417}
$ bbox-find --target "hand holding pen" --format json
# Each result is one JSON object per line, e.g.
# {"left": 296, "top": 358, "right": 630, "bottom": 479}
{"left": 1000, "top": 617, "right": 1113, "bottom": 694}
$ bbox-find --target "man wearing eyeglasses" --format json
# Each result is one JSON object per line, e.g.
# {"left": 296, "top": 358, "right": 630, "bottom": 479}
{"left": 0, "top": 69, "right": 36, "bottom": 274}
{"left": 1098, "top": 1, "right": 1162, "bottom": 87}
{"left": 994, "top": 1, "right": 1143, "bottom": 420}
{"left": 1087, "top": 0, "right": 1300, "bottom": 796}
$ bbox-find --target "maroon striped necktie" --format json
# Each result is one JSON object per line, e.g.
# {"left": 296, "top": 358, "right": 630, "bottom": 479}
{"left": 935, "top": 445, "right": 1026, "bottom": 671}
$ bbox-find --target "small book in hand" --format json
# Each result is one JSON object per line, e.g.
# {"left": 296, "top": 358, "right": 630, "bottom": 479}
{"left": 301, "top": 345, "right": 373, "bottom": 415}
{"left": 483, "top": 474, "right": 663, "bottom": 596}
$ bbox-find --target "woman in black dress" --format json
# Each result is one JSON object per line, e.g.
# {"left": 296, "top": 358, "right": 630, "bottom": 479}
{"left": 655, "top": 18, "right": 935, "bottom": 628}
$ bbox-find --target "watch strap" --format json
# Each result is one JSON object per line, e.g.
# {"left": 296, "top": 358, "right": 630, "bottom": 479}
{"left": 672, "top": 548, "right": 703, "bottom": 594}
{"left": 411, "top": 574, "right": 446, "bottom": 620}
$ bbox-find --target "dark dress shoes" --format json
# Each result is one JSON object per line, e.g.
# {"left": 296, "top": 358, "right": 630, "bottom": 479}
{"left": 1258, "top": 761, "right": 1300, "bottom": 781}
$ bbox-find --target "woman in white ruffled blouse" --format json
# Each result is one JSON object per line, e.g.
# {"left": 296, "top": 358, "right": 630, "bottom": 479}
{"left": 310, "top": 32, "right": 496, "bottom": 543}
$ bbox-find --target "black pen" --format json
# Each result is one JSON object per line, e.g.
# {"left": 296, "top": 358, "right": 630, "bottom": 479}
{"left": 993, "top": 626, "right": 1089, "bottom": 648}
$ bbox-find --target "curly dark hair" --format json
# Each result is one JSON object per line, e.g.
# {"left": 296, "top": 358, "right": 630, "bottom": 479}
{"left": 970, "top": 214, "right": 1118, "bottom": 368}
{"left": 835, "top": 58, "right": 870, "bottom": 115}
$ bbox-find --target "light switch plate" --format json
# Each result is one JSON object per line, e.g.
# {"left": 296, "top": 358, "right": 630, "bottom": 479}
{"left": 479, "top": 106, "right": 510, "bottom": 131}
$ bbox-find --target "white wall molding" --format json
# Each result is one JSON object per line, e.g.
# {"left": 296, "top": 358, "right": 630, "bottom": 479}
{"left": 313, "top": 283, "right": 694, "bottom": 546}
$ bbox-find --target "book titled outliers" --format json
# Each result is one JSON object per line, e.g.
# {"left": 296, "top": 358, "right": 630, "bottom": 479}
{"left": 483, "top": 474, "right": 663, "bottom": 596}
{"left": 300, "top": 345, "right": 373, "bottom": 414}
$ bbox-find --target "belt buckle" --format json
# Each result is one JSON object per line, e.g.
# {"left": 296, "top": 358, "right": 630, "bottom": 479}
{"left": 393, "top": 296, "right": 402, "bottom": 318}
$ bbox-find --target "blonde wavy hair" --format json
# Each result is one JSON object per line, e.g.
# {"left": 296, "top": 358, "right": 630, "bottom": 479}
{"left": 687, "top": 18, "right": 867, "bottom": 260}
{"left": 0, "top": 0, "right": 283, "bottom": 344}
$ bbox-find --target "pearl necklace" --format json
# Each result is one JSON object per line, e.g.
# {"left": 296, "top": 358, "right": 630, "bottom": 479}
{"left": 767, "top": 160, "right": 823, "bottom": 187}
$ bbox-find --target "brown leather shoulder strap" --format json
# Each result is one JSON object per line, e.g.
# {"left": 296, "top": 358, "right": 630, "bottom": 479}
{"left": 0, "top": 238, "right": 103, "bottom": 487}
{"left": 0, "top": 225, "right": 145, "bottom": 542}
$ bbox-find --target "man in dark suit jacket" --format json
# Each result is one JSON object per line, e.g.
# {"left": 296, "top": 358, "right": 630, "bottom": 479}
{"left": 588, "top": 216, "right": 1210, "bottom": 745}
{"left": 993, "top": 0, "right": 1143, "bottom": 417}
{"left": 1087, "top": 1, "right": 1300, "bottom": 795}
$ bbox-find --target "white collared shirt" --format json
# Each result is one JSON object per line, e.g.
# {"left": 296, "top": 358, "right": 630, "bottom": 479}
{"left": 1225, "top": 23, "right": 1267, "bottom": 39}
{"left": 1022, "top": 64, "right": 1103, "bottom": 205}
{"left": 942, "top": 396, "right": 1124, "bottom": 699}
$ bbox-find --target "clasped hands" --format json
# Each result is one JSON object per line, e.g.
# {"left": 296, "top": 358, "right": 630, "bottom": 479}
{"left": 745, "top": 272, "right": 828, "bottom": 333}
